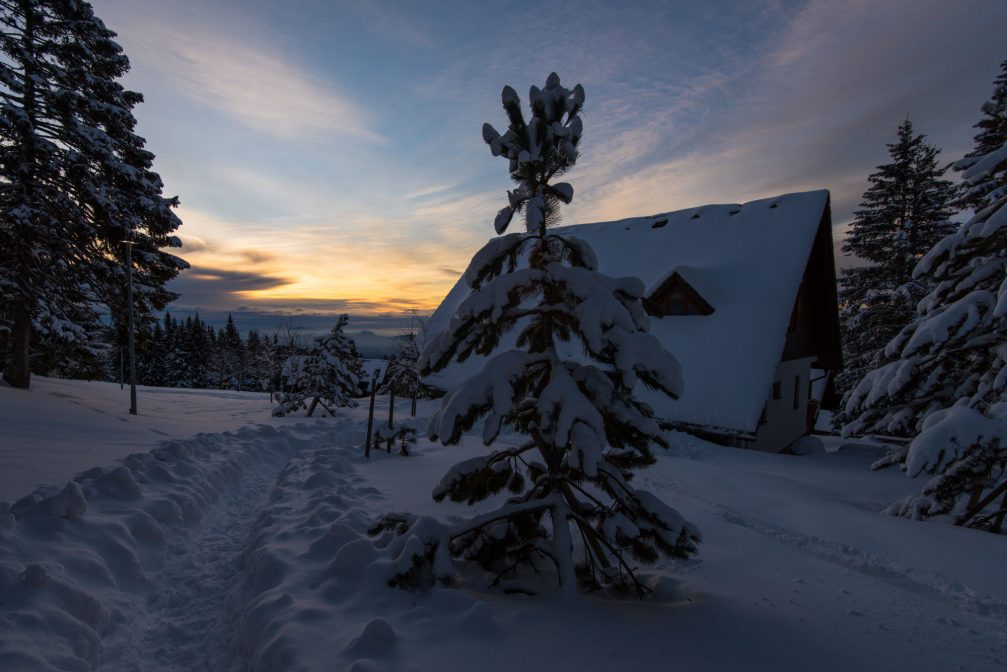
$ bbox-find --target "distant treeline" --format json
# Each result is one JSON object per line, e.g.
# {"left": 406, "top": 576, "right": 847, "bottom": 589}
{"left": 133, "top": 313, "right": 283, "bottom": 392}
{"left": 11, "top": 311, "right": 313, "bottom": 394}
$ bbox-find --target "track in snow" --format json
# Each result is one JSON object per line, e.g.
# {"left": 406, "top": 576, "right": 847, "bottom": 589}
{"left": 135, "top": 444, "right": 288, "bottom": 671}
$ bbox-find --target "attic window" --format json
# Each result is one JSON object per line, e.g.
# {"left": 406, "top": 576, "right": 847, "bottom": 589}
{"left": 645, "top": 272, "right": 715, "bottom": 317}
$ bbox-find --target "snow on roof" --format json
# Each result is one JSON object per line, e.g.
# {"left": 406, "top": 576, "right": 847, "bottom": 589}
{"left": 424, "top": 190, "right": 831, "bottom": 435}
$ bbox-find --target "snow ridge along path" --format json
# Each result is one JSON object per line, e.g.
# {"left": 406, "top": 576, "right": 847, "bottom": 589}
{"left": 0, "top": 421, "right": 357, "bottom": 671}
{"left": 135, "top": 430, "right": 288, "bottom": 671}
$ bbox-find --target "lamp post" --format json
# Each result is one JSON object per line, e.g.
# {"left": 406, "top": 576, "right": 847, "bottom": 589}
{"left": 123, "top": 240, "right": 137, "bottom": 415}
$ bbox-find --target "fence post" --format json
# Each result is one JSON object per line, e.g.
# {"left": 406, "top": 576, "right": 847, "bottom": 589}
{"left": 387, "top": 390, "right": 395, "bottom": 453}
{"left": 364, "top": 371, "right": 378, "bottom": 458}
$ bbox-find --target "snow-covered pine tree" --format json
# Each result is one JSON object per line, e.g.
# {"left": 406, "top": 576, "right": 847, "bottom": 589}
{"left": 30, "top": 303, "right": 106, "bottom": 379}
{"left": 958, "top": 57, "right": 1007, "bottom": 212}
{"left": 0, "top": 0, "right": 185, "bottom": 389}
{"left": 374, "top": 73, "right": 699, "bottom": 596}
{"left": 216, "top": 314, "right": 244, "bottom": 389}
{"left": 842, "top": 56, "right": 1007, "bottom": 527}
{"left": 273, "top": 315, "right": 362, "bottom": 416}
{"left": 380, "top": 333, "right": 437, "bottom": 416}
{"left": 835, "top": 119, "right": 957, "bottom": 406}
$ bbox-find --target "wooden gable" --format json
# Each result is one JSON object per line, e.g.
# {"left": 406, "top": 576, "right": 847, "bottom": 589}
{"left": 645, "top": 272, "right": 715, "bottom": 317}
{"left": 780, "top": 199, "right": 843, "bottom": 371}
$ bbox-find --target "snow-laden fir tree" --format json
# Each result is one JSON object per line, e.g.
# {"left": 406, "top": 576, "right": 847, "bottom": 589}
{"left": 842, "top": 57, "right": 1007, "bottom": 527}
{"left": 380, "top": 332, "right": 437, "bottom": 416}
{"left": 0, "top": 0, "right": 185, "bottom": 389}
{"left": 273, "top": 315, "right": 362, "bottom": 417}
{"left": 958, "top": 57, "right": 1007, "bottom": 212}
{"left": 372, "top": 73, "right": 699, "bottom": 596}
{"left": 834, "top": 119, "right": 957, "bottom": 407}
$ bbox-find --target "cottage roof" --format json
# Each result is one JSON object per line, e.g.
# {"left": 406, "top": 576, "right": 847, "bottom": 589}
{"left": 423, "top": 190, "right": 834, "bottom": 436}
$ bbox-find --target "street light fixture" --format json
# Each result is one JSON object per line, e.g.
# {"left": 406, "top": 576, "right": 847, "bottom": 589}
{"left": 123, "top": 239, "right": 137, "bottom": 415}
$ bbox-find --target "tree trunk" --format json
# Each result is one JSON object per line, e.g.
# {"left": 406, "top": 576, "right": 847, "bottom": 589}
{"left": 4, "top": 3, "right": 36, "bottom": 390}
{"left": 550, "top": 500, "right": 577, "bottom": 596}
{"left": 4, "top": 302, "right": 32, "bottom": 388}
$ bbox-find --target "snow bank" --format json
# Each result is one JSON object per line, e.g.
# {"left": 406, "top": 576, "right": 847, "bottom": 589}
{"left": 0, "top": 423, "right": 303, "bottom": 670}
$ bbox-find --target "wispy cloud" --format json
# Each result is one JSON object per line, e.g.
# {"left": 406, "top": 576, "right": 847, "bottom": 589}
{"left": 404, "top": 182, "right": 462, "bottom": 200}
{"left": 100, "top": 1, "right": 380, "bottom": 142}
{"left": 350, "top": 2, "right": 435, "bottom": 48}
{"left": 567, "top": 0, "right": 1007, "bottom": 228}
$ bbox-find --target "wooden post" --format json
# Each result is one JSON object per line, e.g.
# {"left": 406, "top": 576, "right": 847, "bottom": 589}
{"left": 387, "top": 390, "right": 395, "bottom": 453}
{"left": 124, "top": 241, "right": 137, "bottom": 415}
{"left": 992, "top": 487, "right": 1007, "bottom": 534}
{"left": 364, "top": 371, "right": 378, "bottom": 458}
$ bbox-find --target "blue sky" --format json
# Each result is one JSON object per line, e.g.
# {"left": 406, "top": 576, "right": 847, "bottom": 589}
{"left": 90, "top": 0, "right": 1006, "bottom": 324}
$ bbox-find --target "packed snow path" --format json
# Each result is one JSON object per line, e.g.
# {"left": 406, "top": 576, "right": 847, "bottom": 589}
{"left": 135, "top": 438, "right": 284, "bottom": 671}
{"left": 0, "top": 420, "right": 369, "bottom": 671}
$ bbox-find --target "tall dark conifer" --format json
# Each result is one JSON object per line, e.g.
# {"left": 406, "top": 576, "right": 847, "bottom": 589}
{"left": 835, "top": 119, "right": 957, "bottom": 404}
{"left": 0, "top": 0, "right": 185, "bottom": 388}
{"left": 842, "top": 55, "right": 1007, "bottom": 526}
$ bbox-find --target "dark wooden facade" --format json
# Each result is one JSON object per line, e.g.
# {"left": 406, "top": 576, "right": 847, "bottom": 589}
{"left": 781, "top": 201, "right": 843, "bottom": 371}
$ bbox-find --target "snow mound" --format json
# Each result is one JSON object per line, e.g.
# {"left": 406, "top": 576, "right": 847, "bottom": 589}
{"left": 0, "top": 423, "right": 297, "bottom": 670}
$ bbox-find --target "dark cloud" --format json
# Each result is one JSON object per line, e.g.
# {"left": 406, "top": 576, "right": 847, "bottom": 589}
{"left": 167, "top": 265, "right": 293, "bottom": 311}
{"left": 241, "top": 249, "right": 275, "bottom": 264}
{"left": 247, "top": 297, "right": 426, "bottom": 314}
{"left": 437, "top": 267, "right": 462, "bottom": 277}
{"left": 178, "top": 236, "right": 212, "bottom": 253}
{"left": 165, "top": 266, "right": 431, "bottom": 337}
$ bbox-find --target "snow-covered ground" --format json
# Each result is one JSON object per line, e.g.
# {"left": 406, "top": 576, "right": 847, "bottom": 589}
{"left": 1, "top": 380, "right": 1004, "bottom": 671}
{"left": 0, "top": 377, "right": 275, "bottom": 503}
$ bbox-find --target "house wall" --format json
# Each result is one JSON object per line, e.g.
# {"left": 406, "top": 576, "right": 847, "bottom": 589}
{"left": 744, "top": 356, "right": 815, "bottom": 452}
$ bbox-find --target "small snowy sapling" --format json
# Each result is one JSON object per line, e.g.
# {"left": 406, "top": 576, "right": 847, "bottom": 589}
{"left": 273, "top": 315, "right": 362, "bottom": 417}
{"left": 372, "top": 73, "right": 699, "bottom": 596}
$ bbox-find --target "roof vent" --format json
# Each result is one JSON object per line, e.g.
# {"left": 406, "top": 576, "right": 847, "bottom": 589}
{"left": 651, "top": 218, "right": 668, "bottom": 229}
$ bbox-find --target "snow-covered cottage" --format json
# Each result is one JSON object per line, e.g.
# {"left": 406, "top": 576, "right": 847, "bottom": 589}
{"left": 424, "top": 190, "right": 842, "bottom": 453}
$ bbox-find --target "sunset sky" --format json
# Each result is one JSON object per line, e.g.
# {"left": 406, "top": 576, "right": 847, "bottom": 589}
{"left": 90, "top": 0, "right": 1005, "bottom": 325}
